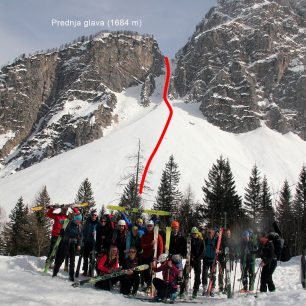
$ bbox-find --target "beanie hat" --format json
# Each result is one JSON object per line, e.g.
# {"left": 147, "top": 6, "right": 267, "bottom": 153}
{"left": 132, "top": 226, "right": 138, "bottom": 231}
{"left": 137, "top": 218, "right": 143, "bottom": 224}
{"left": 191, "top": 227, "right": 199, "bottom": 234}
{"left": 171, "top": 220, "right": 180, "bottom": 228}
{"left": 73, "top": 214, "right": 82, "bottom": 222}
{"left": 242, "top": 230, "right": 250, "bottom": 238}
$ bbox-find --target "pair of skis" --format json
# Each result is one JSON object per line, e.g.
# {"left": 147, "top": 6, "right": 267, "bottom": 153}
{"left": 32, "top": 202, "right": 89, "bottom": 212}
{"left": 107, "top": 205, "right": 170, "bottom": 216}
{"left": 72, "top": 264, "right": 149, "bottom": 287}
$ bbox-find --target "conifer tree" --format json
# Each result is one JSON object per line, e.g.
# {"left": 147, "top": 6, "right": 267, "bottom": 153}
{"left": 119, "top": 175, "right": 143, "bottom": 210}
{"left": 259, "top": 175, "right": 275, "bottom": 232}
{"left": 277, "top": 180, "right": 294, "bottom": 248}
{"left": 244, "top": 165, "right": 262, "bottom": 229}
{"left": 293, "top": 166, "right": 306, "bottom": 254}
{"left": 75, "top": 178, "right": 96, "bottom": 217}
{"left": 154, "top": 155, "right": 182, "bottom": 216}
{"left": 34, "top": 186, "right": 51, "bottom": 226}
{"left": 99, "top": 204, "right": 106, "bottom": 218}
{"left": 178, "top": 186, "right": 195, "bottom": 236}
{"left": 6, "top": 197, "right": 29, "bottom": 255}
{"left": 200, "top": 156, "right": 244, "bottom": 229}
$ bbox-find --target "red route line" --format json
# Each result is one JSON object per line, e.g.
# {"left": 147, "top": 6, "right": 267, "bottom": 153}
{"left": 139, "top": 56, "right": 173, "bottom": 194}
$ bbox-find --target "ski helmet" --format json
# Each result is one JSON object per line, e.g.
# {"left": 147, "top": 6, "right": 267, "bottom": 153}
{"left": 242, "top": 230, "right": 250, "bottom": 238}
{"left": 118, "top": 220, "right": 126, "bottom": 226}
{"left": 158, "top": 253, "right": 168, "bottom": 263}
{"left": 146, "top": 220, "right": 154, "bottom": 226}
{"left": 191, "top": 227, "right": 199, "bottom": 234}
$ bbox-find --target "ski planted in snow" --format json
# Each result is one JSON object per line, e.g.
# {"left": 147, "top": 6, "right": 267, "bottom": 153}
{"left": 224, "top": 246, "right": 232, "bottom": 298}
{"left": 72, "top": 264, "right": 149, "bottom": 287}
{"left": 165, "top": 226, "right": 171, "bottom": 254}
{"left": 182, "top": 234, "right": 192, "bottom": 298}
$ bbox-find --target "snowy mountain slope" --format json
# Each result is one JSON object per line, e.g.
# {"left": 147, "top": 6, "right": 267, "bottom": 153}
{"left": 0, "top": 255, "right": 305, "bottom": 305}
{"left": 0, "top": 78, "right": 305, "bottom": 215}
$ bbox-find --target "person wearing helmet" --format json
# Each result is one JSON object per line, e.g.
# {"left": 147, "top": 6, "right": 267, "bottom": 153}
{"left": 152, "top": 253, "right": 180, "bottom": 302}
{"left": 81, "top": 209, "right": 98, "bottom": 276}
{"left": 112, "top": 219, "right": 127, "bottom": 266}
{"left": 96, "top": 214, "right": 114, "bottom": 253}
{"left": 52, "top": 212, "right": 83, "bottom": 281}
{"left": 140, "top": 220, "right": 164, "bottom": 291}
{"left": 120, "top": 246, "right": 140, "bottom": 295}
{"left": 169, "top": 221, "right": 186, "bottom": 281}
{"left": 95, "top": 245, "right": 119, "bottom": 291}
{"left": 180, "top": 227, "right": 204, "bottom": 298}
{"left": 239, "top": 229, "right": 258, "bottom": 293}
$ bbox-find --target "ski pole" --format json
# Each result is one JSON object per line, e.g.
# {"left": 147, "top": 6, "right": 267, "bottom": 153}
{"left": 254, "top": 265, "right": 263, "bottom": 298}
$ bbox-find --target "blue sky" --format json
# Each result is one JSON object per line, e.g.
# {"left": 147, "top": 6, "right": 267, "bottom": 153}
{"left": 0, "top": 0, "right": 216, "bottom": 65}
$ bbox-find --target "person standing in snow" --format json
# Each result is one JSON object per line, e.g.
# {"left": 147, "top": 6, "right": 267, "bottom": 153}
{"left": 81, "top": 209, "right": 98, "bottom": 276}
{"left": 258, "top": 233, "right": 277, "bottom": 292}
{"left": 112, "top": 219, "right": 127, "bottom": 266}
{"left": 45, "top": 206, "right": 68, "bottom": 263}
{"left": 52, "top": 213, "right": 83, "bottom": 281}
{"left": 121, "top": 212, "right": 145, "bottom": 237}
{"left": 96, "top": 214, "right": 114, "bottom": 253}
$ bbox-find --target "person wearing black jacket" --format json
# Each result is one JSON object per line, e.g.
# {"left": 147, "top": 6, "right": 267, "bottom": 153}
{"left": 82, "top": 209, "right": 99, "bottom": 276}
{"left": 52, "top": 214, "right": 82, "bottom": 281}
{"left": 258, "top": 233, "right": 277, "bottom": 292}
{"left": 120, "top": 246, "right": 140, "bottom": 295}
{"left": 96, "top": 215, "right": 113, "bottom": 253}
{"left": 179, "top": 227, "right": 204, "bottom": 298}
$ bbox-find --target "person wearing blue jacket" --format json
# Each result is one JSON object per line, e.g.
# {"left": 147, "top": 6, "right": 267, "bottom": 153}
{"left": 202, "top": 228, "right": 217, "bottom": 296}
{"left": 121, "top": 212, "right": 145, "bottom": 237}
{"left": 126, "top": 226, "right": 142, "bottom": 258}
{"left": 82, "top": 209, "right": 98, "bottom": 276}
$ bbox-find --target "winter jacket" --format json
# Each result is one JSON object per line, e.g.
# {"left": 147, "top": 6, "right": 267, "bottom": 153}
{"left": 97, "top": 254, "right": 119, "bottom": 274}
{"left": 203, "top": 237, "right": 217, "bottom": 262}
{"left": 112, "top": 229, "right": 127, "bottom": 252}
{"left": 240, "top": 239, "right": 258, "bottom": 263}
{"left": 61, "top": 220, "right": 82, "bottom": 247}
{"left": 219, "top": 235, "right": 236, "bottom": 262}
{"left": 46, "top": 209, "right": 67, "bottom": 237}
{"left": 96, "top": 221, "right": 114, "bottom": 252}
{"left": 141, "top": 230, "right": 164, "bottom": 259}
{"left": 126, "top": 231, "right": 142, "bottom": 257}
{"left": 169, "top": 233, "right": 187, "bottom": 257}
{"left": 82, "top": 217, "right": 98, "bottom": 244}
{"left": 191, "top": 237, "right": 204, "bottom": 262}
{"left": 154, "top": 261, "right": 180, "bottom": 288}
{"left": 259, "top": 241, "right": 277, "bottom": 265}
{"left": 121, "top": 213, "right": 145, "bottom": 237}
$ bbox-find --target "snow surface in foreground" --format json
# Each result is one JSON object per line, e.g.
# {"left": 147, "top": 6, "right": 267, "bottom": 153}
{"left": 0, "top": 79, "right": 306, "bottom": 214}
{"left": 0, "top": 255, "right": 305, "bottom": 305}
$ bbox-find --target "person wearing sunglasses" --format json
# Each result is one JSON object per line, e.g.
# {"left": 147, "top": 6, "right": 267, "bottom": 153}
{"left": 96, "top": 214, "right": 114, "bottom": 253}
{"left": 120, "top": 246, "right": 140, "bottom": 296}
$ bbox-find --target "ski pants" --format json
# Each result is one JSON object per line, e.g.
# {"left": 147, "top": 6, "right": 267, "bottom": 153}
{"left": 120, "top": 273, "right": 140, "bottom": 295}
{"left": 53, "top": 239, "right": 77, "bottom": 279}
{"left": 218, "top": 260, "right": 226, "bottom": 290}
{"left": 153, "top": 278, "right": 177, "bottom": 299}
{"left": 260, "top": 260, "right": 277, "bottom": 292}
{"left": 180, "top": 259, "right": 201, "bottom": 294}
{"left": 82, "top": 241, "right": 94, "bottom": 274}
{"left": 202, "top": 259, "right": 215, "bottom": 288}
{"left": 46, "top": 236, "right": 58, "bottom": 260}
{"left": 95, "top": 277, "right": 119, "bottom": 291}
{"left": 241, "top": 260, "right": 255, "bottom": 291}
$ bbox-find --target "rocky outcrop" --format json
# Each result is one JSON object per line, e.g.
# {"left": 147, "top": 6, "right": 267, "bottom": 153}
{"left": 0, "top": 32, "right": 163, "bottom": 172}
{"left": 173, "top": 0, "right": 306, "bottom": 138}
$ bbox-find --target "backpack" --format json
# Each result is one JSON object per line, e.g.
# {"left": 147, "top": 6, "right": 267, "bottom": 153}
{"left": 268, "top": 232, "right": 291, "bottom": 262}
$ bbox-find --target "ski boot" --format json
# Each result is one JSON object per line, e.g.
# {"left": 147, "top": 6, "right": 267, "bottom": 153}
{"left": 210, "top": 288, "right": 215, "bottom": 297}
{"left": 192, "top": 290, "right": 198, "bottom": 299}
{"left": 201, "top": 286, "right": 207, "bottom": 296}
{"left": 170, "top": 292, "right": 178, "bottom": 302}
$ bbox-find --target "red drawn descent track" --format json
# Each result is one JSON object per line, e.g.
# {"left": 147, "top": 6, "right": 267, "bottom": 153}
{"left": 139, "top": 56, "right": 173, "bottom": 194}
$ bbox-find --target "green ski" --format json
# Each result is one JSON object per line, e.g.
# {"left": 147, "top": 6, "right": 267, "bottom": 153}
{"left": 106, "top": 205, "right": 170, "bottom": 216}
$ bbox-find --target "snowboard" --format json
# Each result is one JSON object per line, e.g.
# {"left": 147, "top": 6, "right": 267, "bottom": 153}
{"left": 207, "top": 228, "right": 224, "bottom": 296}
{"left": 301, "top": 254, "right": 306, "bottom": 289}
{"left": 107, "top": 205, "right": 170, "bottom": 216}
{"left": 72, "top": 264, "right": 149, "bottom": 287}
{"left": 32, "top": 202, "right": 89, "bottom": 212}
{"left": 44, "top": 218, "right": 70, "bottom": 273}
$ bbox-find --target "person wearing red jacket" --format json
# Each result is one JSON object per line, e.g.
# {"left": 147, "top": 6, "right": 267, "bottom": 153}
{"left": 95, "top": 245, "right": 119, "bottom": 291}
{"left": 140, "top": 220, "right": 164, "bottom": 290}
{"left": 45, "top": 207, "right": 68, "bottom": 262}
{"left": 153, "top": 253, "right": 180, "bottom": 302}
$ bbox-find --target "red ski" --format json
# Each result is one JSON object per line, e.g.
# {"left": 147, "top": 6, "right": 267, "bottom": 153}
{"left": 207, "top": 227, "right": 224, "bottom": 296}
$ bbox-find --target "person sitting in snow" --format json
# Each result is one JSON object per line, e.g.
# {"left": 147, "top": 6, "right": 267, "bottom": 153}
{"left": 95, "top": 245, "right": 119, "bottom": 291}
{"left": 152, "top": 253, "right": 180, "bottom": 302}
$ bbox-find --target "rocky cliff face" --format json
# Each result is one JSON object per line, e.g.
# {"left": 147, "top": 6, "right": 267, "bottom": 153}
{"left": 173, "top": 0, "right": 306, "bottom": 137}
{"left": 0, "top": 32, "right": 163, "bottom": 173}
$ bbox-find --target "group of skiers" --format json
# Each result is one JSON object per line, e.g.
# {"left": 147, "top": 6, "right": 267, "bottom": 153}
{"left": 46, "top": 206, "right": 282, "bottom": 301}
